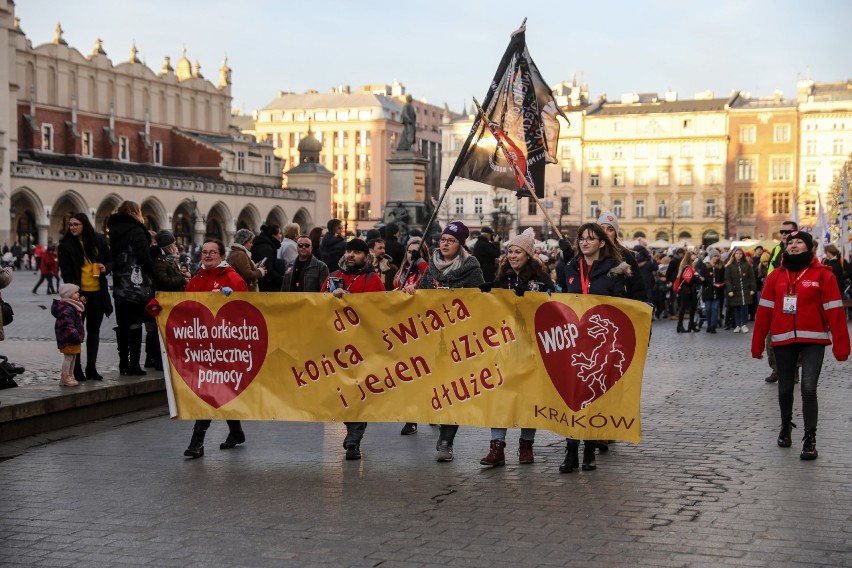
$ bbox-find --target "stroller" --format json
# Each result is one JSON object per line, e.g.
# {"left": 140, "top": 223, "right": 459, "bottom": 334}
{"left": 693, "top": 282, "right": 708, "bottom": 331}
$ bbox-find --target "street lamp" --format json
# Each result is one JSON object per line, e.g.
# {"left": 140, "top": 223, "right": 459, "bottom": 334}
{"left": 343, "top": 202, "right": 349, "bottom": 236}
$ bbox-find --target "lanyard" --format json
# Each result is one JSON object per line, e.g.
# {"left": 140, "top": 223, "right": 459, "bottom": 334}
{"left": 786, "top": 268, "right": 808, "bottom": 295}
{"left": 345, "top": 274, "right": 362, "bottom": 291}
{"left": 579, "top": 259, "right": 592, "bottom": 294}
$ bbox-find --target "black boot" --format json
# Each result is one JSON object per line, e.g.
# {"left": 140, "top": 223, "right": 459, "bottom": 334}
{"left": 220, "top": 421, "right": 246, "bottom": 449}
{"left": 559, "top": 440, "right": 580, "bottom": 473}
{"left": 116, "top": 327, "right": 130, "bottom": 376}
{"left": 85, "top": 341, "right": 102, "bottom": 380}
{"left": 582, "top": 442, "right": 597, "bottom": 471}
{"left": 144, "top": 329, "right": 161, "bottom": 369}
{"left": 73, "top": 357, "right": 86, "bottom": 383}
{"left": 777, "top": 421, "right": 796, "bottom": 448}
{"left": 126, "top": 326, "right": 146, "bottom": 376}
{"left": 184, "top": 423, "right": 207, "bottom": 458}
{"left": 800, "top": 428, "right": 818, "bottom": 460}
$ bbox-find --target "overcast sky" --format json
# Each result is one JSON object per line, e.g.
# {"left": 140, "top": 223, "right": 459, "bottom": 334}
{"left": 15, "top": 0, "right": 852, "bottom": 114}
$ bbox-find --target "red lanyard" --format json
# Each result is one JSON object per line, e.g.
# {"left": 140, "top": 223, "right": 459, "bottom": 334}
{"left": 345, "top": 274, "right": 361, "bottom": 291}
{"left": 786, "top": 268, "right": 808, "bottom": 295}
{"left": 579, "top": 259, "right": 592, "bottom": 294}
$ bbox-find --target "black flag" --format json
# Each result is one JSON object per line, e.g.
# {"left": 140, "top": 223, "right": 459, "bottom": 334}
{"left": 445, "top": 24, "right": 567, "bottom": 198}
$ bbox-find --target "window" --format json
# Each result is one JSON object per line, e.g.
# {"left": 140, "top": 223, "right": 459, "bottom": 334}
{"left": 635, "top": 169, "right": 648, "bottom": 186}
{"left": 528, "top": 200, "right": 537, "bottom": 215}
{"left": 364, "top": 177, "right": 371, "bottom": 194}
{"left": 658, "top": 144, "right": 670, "bottom": 158}
{"left": 834, "top": 138, "right": 844, "bottom": 155}
{"left": 613, "top": 121, "right": 623, "bottom": 132}
{"left": 589, "top": 200, "right": 600, "bottom": 218}
{"left": 658, "top": 170, "right": 670, "bottom": 186}
{"left": 680, "top": 169, "right": 693, "bottom": 185}
{"left": 706, "top": 167, "right": 720, "bottom": 185}
{"left": 804, "top": 200, "right": 817, "bottom": 216}
{"left": 806, "top": 169, "right": 817, "bottom": 184}
{"left": 771, "top": 191, "right": 790, "bottom": 214}
{"left": 41, "top": 123, "right": 54, "bottom": 151}
{"left": 264, "top": 155, "right": 272, "bottom": 175}
{"left": 474, "top": 197, "right": 483, "bottom": 215}
{"left": 774, "top": 124, "right": 790, "bottom": 143}
{"left": 740, "top": 125, "right": 756, "bottom": 144}
{"left": 588, "top": 146, "right": 600, "bottom": 160}
{"left": 706, "top": 141, "right": 719, "bottom": 158}
{"left": 454, "top": 197, "right": 464, "bottom": 215}
{"left": 612, "top": 145, "right": 624, "bottom": 159}
{"left": 356, "top": 203, "right": 369, "bottom": 221}
{"left": 635, "top": 199, "right": 645, "bottom": 217}
{"left": 613, "top": 172, "right": 624, "bottom": 187}
{"left": 153, "top": 141, "right": 163, "bottom": 165}
{"left": 118, "top": 135, "right": 129, "bottom": 161}
{"left": 590, "top": 173, "right": 600, "bottom": 187}
{"left": 681, "top": 143, "right": 692, "bottom": 158}
{"left": 657, "top": 200, "right": 668, "bottom": 218}
{"left": 806, "top": 139, "right": 816, "bottom": 155}
{"left": 237, "top": 151, "right": 245, "bottom": 172}
{"left": 705, "top": 198, "right": 716, "bottom": 217}
{"left": 613, "top": 200, "right": 623, "bottom": 217}
{"left": 736, "top": 158, "right": 756, "bottom": 181}
{"left": 679, "top": 198, "right": 692, "bottom": 217}
{"left": 82, "top": 131, "right": 93, "bottom": 157}
{"left": 682, "top": 118, "right": 693, "bottom": 130}
{"left": 561, "top": 145, "right": 571, "bottom": 159}
{"left": 560, "top": 197, "right": 571, "bottom": 215}
{"left": 561, "top": 167, "right": 571, "bottom": 182}
{"left": 770, "top": 157, "right": 792, "bottom": 181}
{"left": 635, "top": 144, "right": 648, "bottom": 159}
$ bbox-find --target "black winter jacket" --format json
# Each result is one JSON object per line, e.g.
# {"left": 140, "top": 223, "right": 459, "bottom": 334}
{"left": 563, "top": 256, "right": 629, "bottom": 298}
{"left": 251, "top": 232, "right": 283, "bottom": 292}
{"left": 319, "top": 232, "right": 347, "bottom": 270}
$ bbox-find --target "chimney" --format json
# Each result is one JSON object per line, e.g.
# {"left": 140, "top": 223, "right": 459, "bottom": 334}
{"left": 664, "top": 91, "right": 678, "bottom": 102}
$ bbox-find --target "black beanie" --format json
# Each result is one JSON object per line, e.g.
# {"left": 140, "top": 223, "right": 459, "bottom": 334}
{"left": 788, "top": 230, "right": 814, "bottom": 251}
{"left": 345, "top": 238, "right": 370, "bottom": 253}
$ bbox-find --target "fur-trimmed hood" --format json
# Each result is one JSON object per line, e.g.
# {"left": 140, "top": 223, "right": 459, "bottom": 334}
{"left": 608, "top": 260, "right": 633, "bottom": 278}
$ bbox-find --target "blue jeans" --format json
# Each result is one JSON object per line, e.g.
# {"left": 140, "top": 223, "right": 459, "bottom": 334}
{"left": 343, "top": 422, "right": 366, "bottom": 447}
{"left": 705, "top": 299, "right": 721, "bottom": 330}
{"left": 775, "top": 343, "right": 823, "bottom": 430}
{"left": 732, "top": 305, "right": 748, "bottom": 327}
{"left": 491, "top": 428, "right": 536, "bottom": 441}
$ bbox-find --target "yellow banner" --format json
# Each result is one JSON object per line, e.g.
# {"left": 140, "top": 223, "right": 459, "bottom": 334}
{"left": 154, "top": 289, "right": 651, "bottom": 442}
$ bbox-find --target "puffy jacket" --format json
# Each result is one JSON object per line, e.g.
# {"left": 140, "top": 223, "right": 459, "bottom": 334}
{"left": 563, "top": 256, "right": 629, "bottom": 298}
{"left": 185, "top": 263, "right": 249, "bottom": 293}
{"left": 251, "top": 232, "right": 283, "bottom": 292}
{"left": 752, "top": 255, "right": 850, "bottom": 361}
{"left": 52, "top": 300, "right": 84, "bottom": 349}
{"left": 321, "top": 262, "right": 385, "bottom": 294}
{"left": 700, "top": 264, "right": 726, "bottom": 301}
{"left": 724, "top": 259, "right": 756, "bottom": 307}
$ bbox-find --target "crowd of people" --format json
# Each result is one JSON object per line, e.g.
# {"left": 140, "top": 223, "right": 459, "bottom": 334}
{"left": 1, "top": 206, "right": 848, "bottom": 468}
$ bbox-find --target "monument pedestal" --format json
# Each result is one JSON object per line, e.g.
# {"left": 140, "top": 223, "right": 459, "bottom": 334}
{"left": 383, "top": 151, "right": 430, "bottom": 238}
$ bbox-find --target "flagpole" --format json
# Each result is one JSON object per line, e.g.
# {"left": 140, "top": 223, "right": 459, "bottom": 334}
{"left": 523, "top": 179, "right": 564, "bottom": 240}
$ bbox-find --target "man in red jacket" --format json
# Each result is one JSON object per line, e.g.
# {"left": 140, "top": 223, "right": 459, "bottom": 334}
{"left": 321, "top": 238, "right": 384, "bottom": 460}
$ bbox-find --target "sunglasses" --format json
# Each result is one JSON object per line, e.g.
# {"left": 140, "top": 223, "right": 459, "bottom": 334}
{"left": 779, "top": 230, "right": 793, "bottom": 235}
{"left": 297, "top": 243, "right": 311, "bottom": 248}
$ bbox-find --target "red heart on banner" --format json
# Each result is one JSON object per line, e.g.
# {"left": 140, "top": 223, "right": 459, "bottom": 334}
{"left": 534, "top": 302, "right": 636, "bottom": 412}
{"left": 165, "top": 300, "right": 268, "bottom": 409}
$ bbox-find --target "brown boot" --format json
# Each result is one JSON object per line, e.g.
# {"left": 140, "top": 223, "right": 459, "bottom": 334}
{"left": 518, "top": 438, "right": 534, "bottom": 464}
{"left": 479, "top": 440, "right": 506, "bottom": 467}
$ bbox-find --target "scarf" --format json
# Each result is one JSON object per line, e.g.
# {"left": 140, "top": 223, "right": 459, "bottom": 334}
{"left": 781, "top": 251, "right": 813, "bottom": 272}
{"left": 432, "top": 247, "right": 468, "bottom": 275}
{"left": 61, "top": 298, "right": 85, "bottom": 314}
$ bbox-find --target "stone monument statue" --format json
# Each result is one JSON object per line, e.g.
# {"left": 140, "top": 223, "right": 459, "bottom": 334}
{"left": 397, "top": 94, "right": 416, "bottom": 151}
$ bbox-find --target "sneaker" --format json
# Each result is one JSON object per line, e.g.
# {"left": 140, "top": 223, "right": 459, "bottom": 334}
{"left": 345, "top": 443, "right": 361, "bottom": 460}
{"left": 436, "top": 440, "right": 454, "bottom": 462}
{"left": 740, "top": 325, "right": 749, "bottom": 333}
{"left": 400, "top": 423, "right": 417, "bottom": 436}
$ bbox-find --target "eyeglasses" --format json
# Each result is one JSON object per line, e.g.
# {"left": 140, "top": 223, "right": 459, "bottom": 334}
{"left": 201, "top": 250, "right": 220, "bottom": 256}
{"left": 439, "top": 238, "right": 458, "bottom": 245}
{"left": 779, "top": 229, "right": 792, "bottom": 235}
{"left": 297, "top": 243, "right": 311, "bottom": 248}
{"left": 577, "top": 237, "right": 599, "bottom": 243}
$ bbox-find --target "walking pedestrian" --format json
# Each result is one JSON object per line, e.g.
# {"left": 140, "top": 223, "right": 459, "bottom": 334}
{"left": 52, "top": 284, "right": 85, "bottom": 387}
{"left": 751, "top": 230, "right": 850, "bottom": 460}
{"left": 560, "top": 222, "right": 629, "bottom": 473}
{"left": 404, "top": 221, "right": 484, "bottom": 462}
{"left": 32, "top": 243, "right": 58, "bottom": 295}
{"left": 183, "top": 239, "right": 249, "bottom": 458}
{"left": 479, "top": 228, "right": 553, "bottom": 467}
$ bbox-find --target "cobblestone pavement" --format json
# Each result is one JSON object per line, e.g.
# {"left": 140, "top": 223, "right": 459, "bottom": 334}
{"left": 2, "top": 271, "right": 852, "bottom": 567}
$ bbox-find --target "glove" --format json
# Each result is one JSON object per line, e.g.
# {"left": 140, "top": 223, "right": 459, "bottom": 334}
{"left": 558, "top": 238, "right": 574, "bottom": 259}
{"left": 221, "top": 287, "right": 233, "bottom": 297}
{"left": 478, "top": 282, "right": 494, "bottom": 293}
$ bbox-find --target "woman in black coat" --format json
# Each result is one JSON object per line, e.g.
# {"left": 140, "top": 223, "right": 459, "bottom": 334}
{"left": 107, "top": 201, "right": 154, "bottom": 376}
{"left": 57, "top": 213, "right": 113, "bottom": 381}
{"left": 250, "top": 224, "right": 283, "bottom": 292}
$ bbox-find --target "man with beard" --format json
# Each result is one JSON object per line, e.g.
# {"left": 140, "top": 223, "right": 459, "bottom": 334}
{"left": 368, "top": 238, "right": 398, "bottom": 291}
{"left": 281, "top": 235, "right": 328, "bottom": 292}
{"left": 321, "top": 239, "right": 385, "bottom": 460}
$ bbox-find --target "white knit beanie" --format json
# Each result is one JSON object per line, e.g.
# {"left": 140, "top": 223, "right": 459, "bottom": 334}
{"left": 506, "top": 228, "right": 536, "bottom": 259}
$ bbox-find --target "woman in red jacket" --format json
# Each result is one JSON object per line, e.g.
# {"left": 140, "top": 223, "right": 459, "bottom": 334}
{"left": 752, "top": 230, "right": 850, "bottom": 460}
{"left": 183, "top": 239, "right": 249, "bottom": 458}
